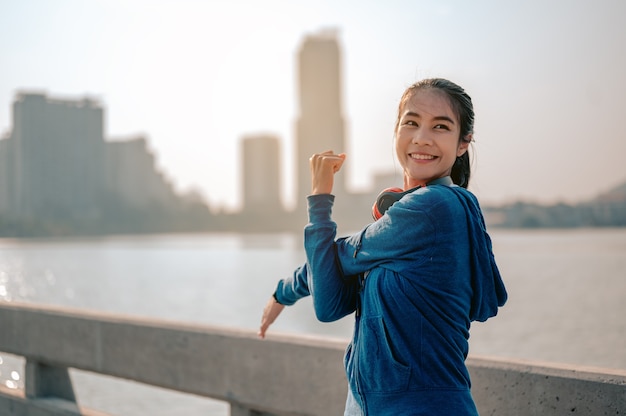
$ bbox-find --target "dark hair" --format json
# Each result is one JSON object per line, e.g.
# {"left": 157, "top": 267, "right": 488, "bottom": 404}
{"left": 395, "top": 78, "right": 474, "bottom": 188}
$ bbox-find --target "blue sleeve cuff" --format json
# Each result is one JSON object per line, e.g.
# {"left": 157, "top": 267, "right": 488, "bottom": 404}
{"left": 274, "top": 279, "right": 295, "bottom": 306}
{"left": 307, "top": 194, "right": 335, "bottom": 223}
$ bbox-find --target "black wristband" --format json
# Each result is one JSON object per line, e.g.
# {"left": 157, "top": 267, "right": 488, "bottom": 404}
{"left": 272, "top": 291, "right": 283, "bottom": 305}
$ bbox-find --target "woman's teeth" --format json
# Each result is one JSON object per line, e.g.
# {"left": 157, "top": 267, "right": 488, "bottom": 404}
{"left": 411, "top": 153, "right": 434, "bottom": 160}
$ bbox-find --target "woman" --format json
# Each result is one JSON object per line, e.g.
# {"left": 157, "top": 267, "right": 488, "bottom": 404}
{"left": 259, "top": 78, "right": 507, "bottom": 415}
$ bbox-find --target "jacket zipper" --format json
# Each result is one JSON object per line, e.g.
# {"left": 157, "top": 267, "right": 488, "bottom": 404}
{"left": 354, "top": 273, "right": 366, "bottom": 413}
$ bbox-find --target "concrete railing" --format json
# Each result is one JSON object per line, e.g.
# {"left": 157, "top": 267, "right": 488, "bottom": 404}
{"left": 0, "top": 302, "right": 624, "bottom": 415}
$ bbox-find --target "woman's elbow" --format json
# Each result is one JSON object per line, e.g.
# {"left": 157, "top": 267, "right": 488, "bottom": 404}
{"left": 315, "top": 309, "right": 339, "bottom": 323}
{"left": 311, "top": 286, "right": 357, "bottom": 322}
{"left": 313, "top": 300, "right": 352, "bottom": 322}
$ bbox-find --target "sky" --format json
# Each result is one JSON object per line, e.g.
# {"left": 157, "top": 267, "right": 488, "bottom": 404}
{"left": 1, "top": 0, "right": 625, "bottom": 211}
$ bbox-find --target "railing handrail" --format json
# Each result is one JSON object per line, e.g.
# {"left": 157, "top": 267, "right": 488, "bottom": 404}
{"left": 0, "top": 301, "right": 349, "bottom": 415}
{"left": 1, "top": 301, "right": 625, "bottom": 415}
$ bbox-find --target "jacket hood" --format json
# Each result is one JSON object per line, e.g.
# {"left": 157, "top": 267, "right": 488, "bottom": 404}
{"left": 448, "top": 186, "right": 508, "bottom": 322}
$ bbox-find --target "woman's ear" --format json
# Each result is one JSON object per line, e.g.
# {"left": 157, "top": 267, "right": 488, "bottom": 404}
{"left": 457, "top": 134, "right": 472, "bottom": 157}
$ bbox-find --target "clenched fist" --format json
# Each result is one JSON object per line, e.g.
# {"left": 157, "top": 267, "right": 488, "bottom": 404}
{"left": 309, "top": 151, "right": 347, "bottom": 195}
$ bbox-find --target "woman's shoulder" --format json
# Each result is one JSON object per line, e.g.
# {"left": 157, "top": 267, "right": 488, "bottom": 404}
{"left": 408, "top": 184, "right": 474, "bottom": 204}
{"left": 402, "top": 185, "right": 479, "bottom": 218}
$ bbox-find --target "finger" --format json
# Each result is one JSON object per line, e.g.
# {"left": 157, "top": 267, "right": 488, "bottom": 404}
{"left": 310, "top": 150, "right": 342, "bottom": 161}
{"left": 332, "top": 154, "right": 346, "bottom": 172}
{"left": 259, "top": 300, "right": 271, "bottom": 338}
{"left": 259, "top": 314, "right": 272, "bottom": 338}
{"left": 311, "top": 154, "right": 345, "bottom": 170}
{"left": 259, "top": 297, "right": 285, "bottom": 338}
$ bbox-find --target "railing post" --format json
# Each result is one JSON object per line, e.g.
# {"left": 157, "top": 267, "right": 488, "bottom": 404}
{"left": 25, "top": 359, "right": 76, "bottom": 401}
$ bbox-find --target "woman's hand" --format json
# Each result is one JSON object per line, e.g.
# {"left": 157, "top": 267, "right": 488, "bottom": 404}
{"left": 258, "top": 296, "right": 285, "bottom": 339}
{"left": 309, "top": 151, "right": 346, "bottom": 195}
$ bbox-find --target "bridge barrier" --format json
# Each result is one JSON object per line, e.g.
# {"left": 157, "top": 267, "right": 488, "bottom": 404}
{"left": 0, "top": 302, "right": 624, "bottom": 415}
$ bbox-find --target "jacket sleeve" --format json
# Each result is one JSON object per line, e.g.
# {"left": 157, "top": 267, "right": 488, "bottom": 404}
{"left": 304, "top": 194, "right": 359, "bottom": 322}
{"left": 304, "top": 191, "right": 439, "bottom": 322}
{"left": 306, "top": 186, "right": 507, "bottom": 325}
{"left": 273, "top": 263, "right": 311, "bottom": 306}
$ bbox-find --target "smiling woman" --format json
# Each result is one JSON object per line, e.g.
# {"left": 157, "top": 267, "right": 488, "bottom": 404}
{"left": 260, "top": 78, "right": 507, "bottom": 416}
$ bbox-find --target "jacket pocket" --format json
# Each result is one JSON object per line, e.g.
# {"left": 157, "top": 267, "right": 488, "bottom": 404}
{"left": 357, "top": 316, "right": 411, "bottom": 393}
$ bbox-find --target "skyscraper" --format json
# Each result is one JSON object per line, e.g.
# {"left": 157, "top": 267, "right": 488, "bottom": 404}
{"left": 9, "top": 93, "right": 105, "bottom": 220}
{"left": 0, "top": 137, "right": 10, "bottom": 214}
{"left": 241, "top": 134, "right": 282, "bottom": 214}
{"left": 295, "top": 30, "right": 347, "bottom": 212}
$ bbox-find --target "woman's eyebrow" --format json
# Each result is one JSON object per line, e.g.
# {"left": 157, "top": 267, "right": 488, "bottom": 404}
{"left": 404, "top": 111, "right": 455, "bottom": 124}
{"left": 433, "top": 115, "right": 456, "bottom": 124}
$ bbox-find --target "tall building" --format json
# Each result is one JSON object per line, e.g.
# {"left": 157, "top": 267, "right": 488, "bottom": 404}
{"left": 295, "top": 30, "right": 347, "bottom": 212}
{"left": 8, "top": 92, "right": 105, "bottom": 220}
{"left": 0, "top": 91, "right": 186, "bottom": 234}
{"left": 0, "top": 136, "right": 10, "bottom": 214}
{"left": 241, "top": 134, "right": 282, "bottom": 214}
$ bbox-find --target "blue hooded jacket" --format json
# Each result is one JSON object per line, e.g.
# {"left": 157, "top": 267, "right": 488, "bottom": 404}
{"left": 275, "top": 183, "right": 507, "bottom": 415}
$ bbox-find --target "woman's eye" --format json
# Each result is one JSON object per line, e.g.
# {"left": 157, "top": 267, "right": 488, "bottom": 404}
{"left": 434, "top": 124, "right": 450, "bottom": 130}
{"left": 404, "top": 120, "right": 418, "bottom": 126}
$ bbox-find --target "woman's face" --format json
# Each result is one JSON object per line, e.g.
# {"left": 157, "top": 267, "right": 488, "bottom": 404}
{"left": 395, "top": 88, "right": 469, "bottom": 190}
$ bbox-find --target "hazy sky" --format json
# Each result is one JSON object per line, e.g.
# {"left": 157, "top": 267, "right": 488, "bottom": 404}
{"left": 1, "top": 0, "right": 625, "bottom": 210}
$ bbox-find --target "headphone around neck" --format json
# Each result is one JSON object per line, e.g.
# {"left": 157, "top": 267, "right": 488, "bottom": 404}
{"left": 371, "top": 176, "right": 453, "bottom": 220}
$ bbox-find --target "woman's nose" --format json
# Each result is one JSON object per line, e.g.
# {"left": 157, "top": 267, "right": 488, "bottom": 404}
{"left": 412, "top": 130, "right": 432, "bottom": 145}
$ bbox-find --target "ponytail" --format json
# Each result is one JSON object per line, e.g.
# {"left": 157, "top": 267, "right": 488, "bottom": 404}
{"left": 451, "top": 152, "right": 471, "bottom": 189}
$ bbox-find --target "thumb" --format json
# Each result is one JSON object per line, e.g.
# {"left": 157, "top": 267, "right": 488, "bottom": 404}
{"left": 333, "top": 153, "right": 347, "bottom": 172}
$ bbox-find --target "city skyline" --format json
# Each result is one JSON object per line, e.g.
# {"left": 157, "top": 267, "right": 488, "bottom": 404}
{"left": 0, "top": 91, "right": 199, "bottom": 234}
{"left": 1, "top": 0, "right": 626, "bottom": 211}
{"left": 0, "top": 30, "right": 381, "bottom": 235}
